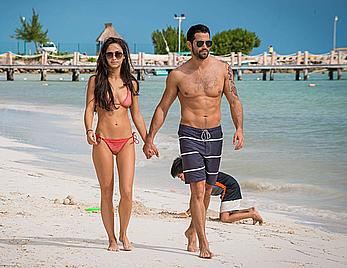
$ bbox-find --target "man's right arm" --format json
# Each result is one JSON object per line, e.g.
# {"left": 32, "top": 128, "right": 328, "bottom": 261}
{"left": 144, "top": 71, "right": 179, "bottom": 158}
{"left": 223, "top": 64, "right": 244, "bottom": 150}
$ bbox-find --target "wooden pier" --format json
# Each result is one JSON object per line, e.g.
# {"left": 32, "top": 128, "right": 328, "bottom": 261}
{"left": 0, "top": 50, "right": 346, "bottom": 81}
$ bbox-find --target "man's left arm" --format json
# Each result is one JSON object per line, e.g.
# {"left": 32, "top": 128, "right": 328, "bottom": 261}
{"left": 223, "top": 64, "right": 244, "bottom": 150}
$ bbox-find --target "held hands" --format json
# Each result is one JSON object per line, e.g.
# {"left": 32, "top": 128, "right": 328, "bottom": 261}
{"left": 233, "top": 128, "right": 244, "bottom": 150}
{"left": 143, "top": 136, "right": 159, "bottom": 159}
{"left": 86, "top": 129, "right": 98, "bottom": 145}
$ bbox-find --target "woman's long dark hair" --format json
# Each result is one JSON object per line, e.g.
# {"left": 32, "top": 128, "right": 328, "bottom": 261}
{"left": 94, "top": 37, "right": 139, "bottom": 111}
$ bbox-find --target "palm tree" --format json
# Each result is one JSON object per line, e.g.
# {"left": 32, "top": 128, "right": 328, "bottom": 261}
{"left": 152, "top": 26, "right": 188, "bottom": 54}
{"left": 12, "top": 9, "right": 50, "bottom": 53}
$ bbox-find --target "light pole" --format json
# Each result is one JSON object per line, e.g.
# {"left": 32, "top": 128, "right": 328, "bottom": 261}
{"left": 22, "top": 16, "right": 26, "bottom": 55}
{"left": 333, "top": 16, "right": 338, "bottom": 51}
{"left": 174, "top": 14, "right": 186, "bottom": 53}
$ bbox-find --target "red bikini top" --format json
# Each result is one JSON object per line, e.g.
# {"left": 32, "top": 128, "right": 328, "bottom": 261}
{"left": 114, "top": 89, "right": 132, "bottom": 109}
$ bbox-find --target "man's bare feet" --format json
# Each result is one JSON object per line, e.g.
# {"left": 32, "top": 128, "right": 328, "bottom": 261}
{"left": 251, "top": 207, "right": 263, "bottom": 225}
{"left": 108, "top": 240, "right": 119, "bottom": 251}
{"left": 199, "top": 247, "right": 213, "bottom": 259}
{"left": 119, "top": 235, "right": 133, "bottom": 251}
{"left": 184, "top": 229, "right": 198, "bottom": 252}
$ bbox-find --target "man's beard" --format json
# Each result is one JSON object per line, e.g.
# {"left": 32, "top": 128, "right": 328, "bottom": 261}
{"left": 193, "top": 49, "right": 209, "bottom": 60}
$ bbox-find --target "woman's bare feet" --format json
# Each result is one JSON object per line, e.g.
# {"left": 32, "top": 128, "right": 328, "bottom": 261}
{"left": 119, "top": 235, "right": 133, "bottom": 251}
{"left": 108, "top": 240, "right": 119, "bottom": 251}
{"left": 184, "top": 229, "right": 198, "bottom": 252}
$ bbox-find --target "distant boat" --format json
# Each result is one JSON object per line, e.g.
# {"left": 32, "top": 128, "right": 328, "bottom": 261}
{"left": 153, "top": 69, "right": 168, "bottom": 76}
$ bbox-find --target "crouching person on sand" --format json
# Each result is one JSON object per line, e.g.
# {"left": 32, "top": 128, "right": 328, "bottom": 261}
{"left": 171, "top": 157, "right": 263, "bottom": 225}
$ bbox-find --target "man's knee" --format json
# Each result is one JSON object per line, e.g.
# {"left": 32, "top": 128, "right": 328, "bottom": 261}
{"left": 190, "top": 181, "right": 206, "bottom": 201}
{"left": 205, "top": 184, "right": 213, "bottom": 195}
{"left": 191, "top": 190, "right": 205, "bottom": 201}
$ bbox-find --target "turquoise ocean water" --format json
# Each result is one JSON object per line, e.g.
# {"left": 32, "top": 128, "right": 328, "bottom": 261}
{"left": 0, "top": 72, "right": 346, "bottom": 233}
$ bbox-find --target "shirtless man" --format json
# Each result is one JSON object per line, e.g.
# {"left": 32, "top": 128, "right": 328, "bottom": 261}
{"left": 143, "top": 24, "right": 244, "bottom": 259}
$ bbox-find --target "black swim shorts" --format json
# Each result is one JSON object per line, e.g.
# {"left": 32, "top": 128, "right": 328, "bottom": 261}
{"left": 218, "top": 173, "right": 242, "bottom": 213}
{"left": 178, "top": 124, "right": 223, "bottom": 185}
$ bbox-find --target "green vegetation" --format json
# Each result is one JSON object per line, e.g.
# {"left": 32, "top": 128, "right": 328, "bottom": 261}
{"left": 212, "top": 28, "right": 261, "bottom": 55}
{"left": 151, "top": 26, "right": 188, "bottom": 54}
{"left": 87, "top": 57, "right": 97, "bottom": 62}
{"left": 53, "top": 51, "right": 70, "bottom": 56}
{"left": 12, "top": 9, "right": 49, "bottom": 53}
{"left": 152, "top": 26, "right": 261, "bottom": 55}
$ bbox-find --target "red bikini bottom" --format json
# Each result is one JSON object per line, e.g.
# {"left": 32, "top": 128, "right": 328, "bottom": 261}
{"left": 96, "top": 132, "right": 139, "bottom": 155}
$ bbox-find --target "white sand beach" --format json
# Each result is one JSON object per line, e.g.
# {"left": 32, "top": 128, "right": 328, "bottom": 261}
{"left": 1, "top": 135, "right": 346, "bottom": 268}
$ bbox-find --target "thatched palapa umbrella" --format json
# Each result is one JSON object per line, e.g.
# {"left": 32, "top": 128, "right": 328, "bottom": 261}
{"left": 96, "top": 23, "right": 122, "bottom": 54}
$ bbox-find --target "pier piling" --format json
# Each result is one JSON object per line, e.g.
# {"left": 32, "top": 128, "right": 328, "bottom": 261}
{"left": 329, "top": 70, "right": 334, "bottom": 80}
{"left": 262, "top": 70, "right": 267, "bottom": 81}
{"left": 304, "top": 69, "right": 309, "bottom": 81}
{"left": 337, "top": 69, "right": 343, "bottom": 80}
{"left": 295, "top": 70, "right": 300, "bottom": 80}
{"left": 303, "top": 51, "right": 309, "bottom": 81}
{"left": 72, "top": 69, "right": 80, "bottom": 81}
{"left": 40, "top": 70, "right": 47, "bottom": 81}
{"left": 40, "top": 52, "right": 48, "bottom": 81}
{"left": 269, "top": 52, "right": 276, "bottom": 80}
{"left": 136, "top": 70, "right": 145, "bottom": 81}
{"left": 237, "top": 69, "right": 243, "bottom": 81}
{"left": 232, "top": 70, "right": 237, "bottom": 80}
{"left": 5, "top": 52, "right": 13, "bottom": 81}
{"left": 71, "top": 52, "right": 80, "bottom": 81}
{"left": 237, "top": 52, "right": 243, "bottom": 80}
{"left": 6, "top": 69, "right": 14, "bottom": 81}
{"left": 230, "top": 52, "right": 235, "bottom": 66}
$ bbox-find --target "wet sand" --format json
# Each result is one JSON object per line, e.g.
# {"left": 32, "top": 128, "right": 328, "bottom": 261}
{"left": 1, "top": 136, "right": 346, "bottom": 267}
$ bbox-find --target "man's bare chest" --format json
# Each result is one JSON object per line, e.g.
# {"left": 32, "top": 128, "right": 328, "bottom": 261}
{"left": 178, "top": 72, "right": 224, "bottom": 97}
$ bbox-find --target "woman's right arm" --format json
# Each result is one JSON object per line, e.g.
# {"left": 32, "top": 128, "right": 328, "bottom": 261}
{"left": 84, "top": 76, "right": 97, "bottom": 145}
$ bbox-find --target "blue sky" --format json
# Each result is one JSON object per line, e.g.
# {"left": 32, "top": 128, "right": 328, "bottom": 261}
{"left": 1, "top": 0, "right": 347, "bottom": 55}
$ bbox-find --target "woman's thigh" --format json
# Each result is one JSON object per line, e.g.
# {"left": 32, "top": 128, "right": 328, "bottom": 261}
{"left": 116, "top": 141, "right": 135, "bottom": 194}
{"left": 92, "top": 141, "right": 114, "bottom": 190}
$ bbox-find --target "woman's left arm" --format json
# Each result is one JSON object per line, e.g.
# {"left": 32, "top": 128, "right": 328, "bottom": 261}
{"left": 130, "top": 82, "right": 147, "bottom": 143}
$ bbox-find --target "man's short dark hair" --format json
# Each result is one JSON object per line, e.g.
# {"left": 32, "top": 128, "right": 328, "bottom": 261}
{"left": 171, "top": 156, "right": 183, "bottom": 178}
{"left": 186, "top": 24, "right": 210, "bottom": 43}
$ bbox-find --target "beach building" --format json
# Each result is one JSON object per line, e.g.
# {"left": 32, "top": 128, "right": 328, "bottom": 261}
{"left": 96, "top": 23, "right": 122, "bottom": 54}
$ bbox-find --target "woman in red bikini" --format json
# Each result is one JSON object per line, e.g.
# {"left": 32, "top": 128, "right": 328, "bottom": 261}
{"left": 84, "top": 37, "right": 148, "bottom": 252}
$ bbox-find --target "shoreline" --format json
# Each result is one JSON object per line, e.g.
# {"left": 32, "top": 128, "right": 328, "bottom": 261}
{"left": 0, "top": 92, "right": 347, "bottom": 234}
{"left": 0, "top": 97, "right": 346, "bottom": 235}
{"left": 1, "top": 135, "right": 347, "bottom": 267}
